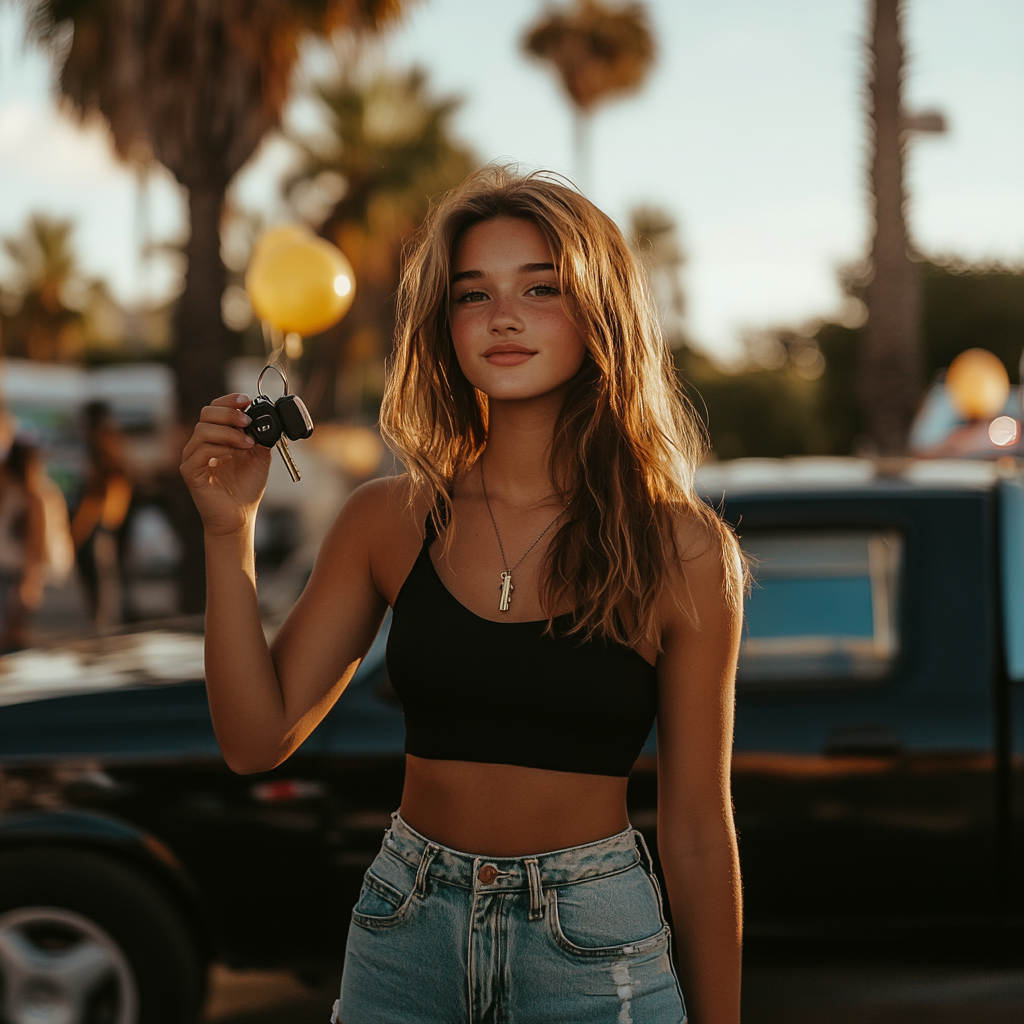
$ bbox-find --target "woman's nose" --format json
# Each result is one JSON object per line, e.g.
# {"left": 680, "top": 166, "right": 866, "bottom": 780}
{"left": 488, "top": 296, "right": 523, "bottom": 334}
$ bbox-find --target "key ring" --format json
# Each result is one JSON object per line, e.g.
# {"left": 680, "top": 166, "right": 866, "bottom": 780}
{"left": 256, "top": 363, "right": 290, "bottom": 398}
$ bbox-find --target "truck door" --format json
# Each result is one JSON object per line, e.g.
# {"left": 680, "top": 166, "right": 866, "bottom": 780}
{"left": 730, "top": 491, "right": 999, "bottom": 930}
{"left": 998, "top": 476, "right": 1024, "bottom": 924}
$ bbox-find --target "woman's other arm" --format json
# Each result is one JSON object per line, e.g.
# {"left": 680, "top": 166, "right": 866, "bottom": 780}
{"left": 656, "top": 523, "right": 744, "bottom": 1024}
{"left": 181, "top": 395, "right": 399, "bottom": 775}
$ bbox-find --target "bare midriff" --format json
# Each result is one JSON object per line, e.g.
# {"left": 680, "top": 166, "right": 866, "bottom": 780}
{"left": 399, "top": 754, "right": 631, "bottom": 857}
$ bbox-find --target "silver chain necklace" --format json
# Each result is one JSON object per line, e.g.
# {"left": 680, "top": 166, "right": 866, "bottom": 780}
{"left": 479, "top": 461, "right": 566, "bottom": 612}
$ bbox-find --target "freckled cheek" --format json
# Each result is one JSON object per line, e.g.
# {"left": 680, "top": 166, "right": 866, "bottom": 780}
{"left": 448, "top": 313, "right": 481, "bottom": 367}
{"left": 539, "top": 315, "right": 587, "bottom": 376}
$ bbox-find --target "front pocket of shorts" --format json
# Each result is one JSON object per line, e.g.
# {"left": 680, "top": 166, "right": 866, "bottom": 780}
{"left": 351, "top": 854, "right": 416, "bottom": 929}
{"left": 549, "top": 864, "right": 669, "bottom": 958}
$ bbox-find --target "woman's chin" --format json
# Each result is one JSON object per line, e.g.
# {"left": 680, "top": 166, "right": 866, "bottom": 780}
{"left": 480, "top": 384, "right": 570, "bottom": 405}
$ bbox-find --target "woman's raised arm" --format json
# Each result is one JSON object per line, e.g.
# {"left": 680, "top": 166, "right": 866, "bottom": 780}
{"left": 180, "top": 394, "right": 395, "bottom": 775}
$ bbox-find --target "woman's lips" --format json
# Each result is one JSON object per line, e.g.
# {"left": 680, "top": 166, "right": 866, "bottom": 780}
{"left": 483, "top": 344, "right": 535, "bottom": 366}
{"left": 486, "top": 351, "right": 535, "bottom": 366}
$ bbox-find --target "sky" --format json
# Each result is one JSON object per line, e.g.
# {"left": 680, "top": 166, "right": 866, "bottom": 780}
{"left": 0, "top": 0, "right": 1021, "bottom": 361}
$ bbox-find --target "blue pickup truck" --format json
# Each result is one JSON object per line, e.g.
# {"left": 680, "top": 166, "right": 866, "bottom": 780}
{"left": 0, "top": 457, "right": 1020, "bottom": 1023}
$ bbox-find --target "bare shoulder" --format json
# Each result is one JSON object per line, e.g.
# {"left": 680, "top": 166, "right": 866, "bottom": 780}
{"left": 340, "top": 474, "right": 423, "bottom": 532}
{"left": 661, "top": 504, "right": 744, "bottom": 634}
{"left": 317, "top": 474, "right": 433, "bottom": 605}
{"left": 316, "top": 474, "right": 420, "bottom": 552}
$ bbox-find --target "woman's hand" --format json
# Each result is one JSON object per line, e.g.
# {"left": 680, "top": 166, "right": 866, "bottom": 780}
{"left": 180, "top": 394, "right": 272, "bottom": 536}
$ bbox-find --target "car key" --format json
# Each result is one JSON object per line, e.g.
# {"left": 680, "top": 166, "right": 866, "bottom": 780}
{"left": 242, "top": 364, "right": 314, "bottom": 484}
{"left": 275, "top": 435, "right": 301, "bottom": 482}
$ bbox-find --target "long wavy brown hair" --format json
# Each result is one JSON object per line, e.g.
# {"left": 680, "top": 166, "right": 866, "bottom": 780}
{"left": 380, "top": 165, "right": 741, "bottom": 650}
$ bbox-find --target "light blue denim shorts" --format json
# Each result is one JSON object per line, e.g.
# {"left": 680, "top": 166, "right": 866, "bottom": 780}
{"left": 333, "top": 811, "right": 686, "bottom": 1023}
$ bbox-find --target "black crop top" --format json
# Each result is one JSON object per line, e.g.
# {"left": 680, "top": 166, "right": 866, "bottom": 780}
{"left": 385, "top": 516, "right": 658, "bottom": 777}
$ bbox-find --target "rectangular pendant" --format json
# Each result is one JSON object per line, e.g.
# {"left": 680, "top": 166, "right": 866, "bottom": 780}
{"left": 499, "top": 571, "right": 513, "bottom": 612}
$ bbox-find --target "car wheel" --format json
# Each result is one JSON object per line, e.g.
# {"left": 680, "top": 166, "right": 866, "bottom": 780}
{"left": 0, "top": 847, "right": 205, "bottom": 1024}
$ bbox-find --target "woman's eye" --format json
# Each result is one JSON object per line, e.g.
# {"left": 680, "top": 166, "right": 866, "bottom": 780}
{"left": 528, "top": 283, "right": 559, "bottom": 297}
{"left": 455, "top": 289, "right": 487, "bottom": 303}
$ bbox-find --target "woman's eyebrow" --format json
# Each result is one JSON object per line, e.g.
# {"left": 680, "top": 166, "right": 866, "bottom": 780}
{"left": 450, "top": 262, "right": 555, "bottom": 285}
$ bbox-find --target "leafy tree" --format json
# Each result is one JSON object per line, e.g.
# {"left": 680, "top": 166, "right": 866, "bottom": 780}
{"left": 522, "top": 0, "right": 654, "bottom": 189}
{"left": 920, "top": 259, "right": 1024, "bottom": 383}
{"left": 680, "top": 349, "right": 830, "bottom": 461}
{"left": 1, "top": 214, "right": 91, "bottom": 361}
{"left": 628, "top": 201, "right": 1023, "bottom": 459}
{"left": 285, "top": 62, "right": 476, "bottom": 419}
{"left": 25, "top": 0, "right": 407, "bottom": 420}
{"left": 691, "top": 258, "right": 1024, "bottom": 461}
{"left": 1, "top": 213, "right": 173, "bottom": 364}
{"left": 24, "top": 0, "right": 410, "bottom": 610}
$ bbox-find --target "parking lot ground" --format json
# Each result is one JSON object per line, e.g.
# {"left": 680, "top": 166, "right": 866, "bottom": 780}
{"left": 741, "top": 964, "right": 1024, "bottom": 1023}
{"left": 203, "top": 965, "right": 341, "bottom": 1023}
{"left": 740, "top": 936, "right": 1024, "bottom": 1024}
{"left": 203, "top": 948, "right": 1024, "bottom": 1024}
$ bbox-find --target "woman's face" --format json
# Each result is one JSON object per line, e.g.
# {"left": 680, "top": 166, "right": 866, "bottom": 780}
{"left": 449, "top": 217, "right": 587, "bottom": 402}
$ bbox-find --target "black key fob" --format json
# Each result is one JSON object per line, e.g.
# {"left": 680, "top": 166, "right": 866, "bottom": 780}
{"left": 277, "top": 394, "right": 314, "bottom": 441}
{"left": 244, "top": 396, "right": 282, "bottom": 447}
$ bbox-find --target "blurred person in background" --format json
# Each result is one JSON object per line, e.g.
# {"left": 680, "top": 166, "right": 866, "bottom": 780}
{"left": 182, "top": 167, "right": 743, "bottom": 1024}
{"left": 0, "top": 439, "right": 69, "bottom": 652}
{"left": 72, "top": 401, "right": 133, "bottom": 630}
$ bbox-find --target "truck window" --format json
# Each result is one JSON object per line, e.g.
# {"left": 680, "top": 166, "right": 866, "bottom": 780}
{"left": 1000, "top": 477, "right": 1024, "bottom": 682}
{"left": 738, "top": 529, "right": 902, "bottom": 686}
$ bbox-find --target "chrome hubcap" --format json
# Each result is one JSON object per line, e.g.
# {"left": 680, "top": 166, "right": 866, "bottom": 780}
{"left": 0, "top": 907, "right": 137, "bottom": 1024}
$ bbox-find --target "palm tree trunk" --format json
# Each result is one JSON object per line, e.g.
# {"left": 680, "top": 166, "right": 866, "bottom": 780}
{"left": 857, "top": 0, "right": 921, "bottom": 456}
{"left": 172, "top": 181, "right": 229, "bottom": 613}
{"left": 174, "top": 183, "right": 229, "bottom": 421}
{"left": 573, "top": 109, "right": 592, "bottom": 194}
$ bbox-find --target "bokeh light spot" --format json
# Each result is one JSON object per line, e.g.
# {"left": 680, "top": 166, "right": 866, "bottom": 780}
{"left": 988, "top": 416, "right": 1019, "bottom": 447}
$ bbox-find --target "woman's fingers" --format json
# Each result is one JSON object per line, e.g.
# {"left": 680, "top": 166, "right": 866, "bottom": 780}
{"left": 182, "top": 438, "right": 267, "bottom": 479}
{"left": 182, "top": 443, "right": 243, "bottom": 479}
{"left": 182, "top": 422, "right": 255, "bottom": 462}
{"left": 210, "top": 393, "right": 251, "bottom": 410}
{"left": 200, "top": 401, "right": 252, "bottom": 427}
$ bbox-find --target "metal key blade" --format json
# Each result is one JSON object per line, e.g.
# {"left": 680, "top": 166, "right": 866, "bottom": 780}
{"left": 275, "top": 436, "right": 301, "bottom": 482}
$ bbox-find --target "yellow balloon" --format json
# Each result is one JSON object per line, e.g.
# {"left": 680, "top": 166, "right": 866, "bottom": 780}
{"left": 246, "top": 229, "right": 355, "bottom": 336}
{"left": 251, "top": 224, "right": 312, "bottom": 262}
{"left": 945, "top": 348, "right": 1010, "bottom": 421}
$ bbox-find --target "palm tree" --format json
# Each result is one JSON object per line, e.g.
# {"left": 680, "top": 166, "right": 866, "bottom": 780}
{"left": 24, "top": 0, "right": 409, "bottom": 610}
{"left": 1, "top": 214, "right": 87, "bottom": 361}
{"left": 26, "top": 0, "right": 406, "bottom": 420}
{"left": 522, "top": 0, "right": 655, "bottom": 191}
{"left": 285, "top": 62, "right": 476, "bottom": 420}
{"left": 858, "top": 0, "right": 919, "bottom": 455}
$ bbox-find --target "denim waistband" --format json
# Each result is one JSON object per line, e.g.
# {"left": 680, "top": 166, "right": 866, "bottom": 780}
{"left": 382, "top": 811, "right": 652, "bottom": 894}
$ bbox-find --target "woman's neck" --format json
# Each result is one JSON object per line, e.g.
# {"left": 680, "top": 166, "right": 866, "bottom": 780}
{"left": 475, "top": 389, "right": 566, "bottom": 507}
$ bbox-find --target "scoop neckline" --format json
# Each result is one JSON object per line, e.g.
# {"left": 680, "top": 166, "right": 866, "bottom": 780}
{"left": 424, "top": 544, "right": 559, "bottom": 627}
{"left": 417, "top": 545, "right": 657, "bottom": 669}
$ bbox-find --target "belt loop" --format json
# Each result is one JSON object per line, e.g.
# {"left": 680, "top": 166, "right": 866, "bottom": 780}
{"left": 414, "top": 842, "right": 440, "bottom": 900}
{"left": 525, "top": 858, "right": 545, "bottom": 921}
{"left": 633, "top": 828, "right": 656, "bottom": 875}
{"left": 632, "top": 829, "right": 667, "bottom": 912}
{"left": 411, "top": 843, "right": 440, "bottom": 901}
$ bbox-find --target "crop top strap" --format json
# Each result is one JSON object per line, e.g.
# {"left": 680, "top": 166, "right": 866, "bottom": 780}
{"left": 423, "top": 494, "right": 450, "bottom": 545}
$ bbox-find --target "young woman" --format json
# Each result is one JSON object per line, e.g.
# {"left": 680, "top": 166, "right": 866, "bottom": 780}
{"left": 181, "top": 166, "right": 744, "bottom": 1024}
